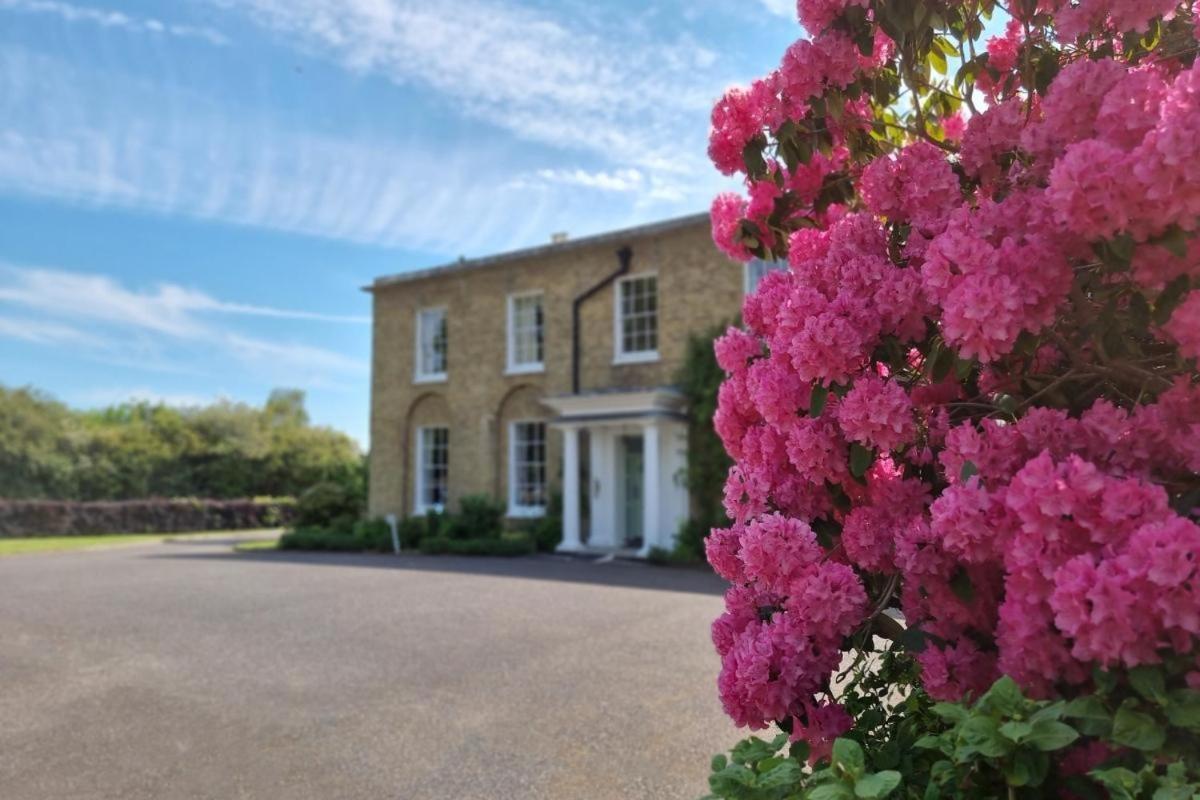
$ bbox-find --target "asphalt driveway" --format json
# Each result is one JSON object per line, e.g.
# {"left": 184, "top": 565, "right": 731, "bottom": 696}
{"left": 0, "top": 538, "right": 740, "bottom": 799}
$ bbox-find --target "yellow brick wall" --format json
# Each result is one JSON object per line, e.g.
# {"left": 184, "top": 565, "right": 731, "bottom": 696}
{"left": 367, "top": 218, "right": 744, "bottom": 518}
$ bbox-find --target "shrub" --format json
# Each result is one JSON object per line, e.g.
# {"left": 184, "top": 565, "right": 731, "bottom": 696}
{"left": 445, "top": 494, "right": 505, "bottom": 540}
{"left": 529, "top": 490, "right": 563, "bottom": 552}
{"left": 701, "top": 0, "right": 1200, "bottom": 797}
{"left": 418, "top": 532, "right": 535, "bottom": 557}
{"left": 0, "top": 497, "right": 296, "bottom": 537}
{"left": 294, "top": 481, "right": 361, "bottom": 531}
{"left": 352, "top": 517, "right": 393, "bottom": 551}
{"left": 278, "top": 527, "right": 362, "bottom": 552}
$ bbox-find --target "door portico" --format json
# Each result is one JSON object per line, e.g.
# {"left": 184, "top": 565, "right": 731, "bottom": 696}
{"left": 544, "top": 388, "right": 689, "bottom": 558}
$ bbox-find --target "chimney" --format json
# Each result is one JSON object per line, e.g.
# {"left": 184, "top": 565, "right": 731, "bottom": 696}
{"left": 550, "top": 231, "right": 569, "bottom": 244}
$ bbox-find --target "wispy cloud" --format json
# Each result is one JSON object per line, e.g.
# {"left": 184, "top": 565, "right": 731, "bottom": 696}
{"left": 0, "top": 263, "right": 367, "bottom": 380}
{"left": 532, "top": 168, "right": 645, "bottom": 193}
{"left": 209, "top": 0, "right": 723, "bottom": 175}
{"left": 0, "top": 47, "right": 621, "bottom": 253}
{"left": 758, "top": 0, "right": 795, "bottom": 17}
{"left": 0, "top": 314, "right": 93, "bottom": 345}
{"left": 0, "top": 0, "right": 229, "bottom": 45}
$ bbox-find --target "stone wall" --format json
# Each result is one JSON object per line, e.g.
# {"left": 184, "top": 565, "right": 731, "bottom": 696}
{"left": 367, "top": 216, "right": 744, "bottom": 519}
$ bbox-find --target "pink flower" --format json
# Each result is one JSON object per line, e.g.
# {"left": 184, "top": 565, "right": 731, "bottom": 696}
{"left": 711, "top": 193, "right": 752, "bottom": 262}
{"left": 836, "top": 375, "right": 915, "bottom": 452}
{"left": 1164, "top": 290, "right": 1200, "bottom": 361}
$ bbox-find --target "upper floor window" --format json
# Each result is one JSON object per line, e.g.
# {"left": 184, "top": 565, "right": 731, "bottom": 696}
{"left": 614, "top": 273, "right": 658, "bottom": 363}
{"left": 415, "top": 426, "right": 449, "bottom": 512}
{"left": 508, "top": 420, "right": 547, "bottom": 516}
{"left": 415, "top": 307, "right": 447, "bottom": 381}
{"left": 745, "top": 258, "right": 786, "bottom": 296}
{"left": 506, "top": 292, "right": 544, "bottom": 373}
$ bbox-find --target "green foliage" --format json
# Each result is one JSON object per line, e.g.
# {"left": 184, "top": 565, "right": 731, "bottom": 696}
{"left": 417, "top": 532, "right": 535, "bottom": 557}
{"left": 445, "top": 494, "right": 506, "bottom": 539}
{"left": 707, "top": 664, "right": 1200, "bottom": 800}
{"left": 0, "top": 384, "right": 363, "bottom": 501}
{"left": 529, "top": 489, "right": 563, "bottom": 552}
{"left": 674, "top": 320, "right": 735, "bottom": 560}
{"left": 294, "top": 480, "right": 363, "bottom": 531}
{"left": 278, "top": 527, "right": 363, "bottom": 552}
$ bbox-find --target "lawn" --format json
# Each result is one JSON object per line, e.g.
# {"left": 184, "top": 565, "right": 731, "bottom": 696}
{"left": 0, "top": 530, "right": 279, "bottom": 557}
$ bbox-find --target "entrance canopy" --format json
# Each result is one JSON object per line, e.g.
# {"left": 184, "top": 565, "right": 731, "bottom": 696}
{"left": 543, "top": 388, "right": 689, "bottom": 557}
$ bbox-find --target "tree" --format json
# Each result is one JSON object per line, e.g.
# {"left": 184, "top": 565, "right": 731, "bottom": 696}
{"left": 0, "top": 386, "right": 362, "bottom": 501}
{"left": 702, "top": 1, "right": 1200, "bottom": 796}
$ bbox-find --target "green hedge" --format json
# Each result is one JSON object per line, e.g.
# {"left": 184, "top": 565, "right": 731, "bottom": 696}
{"left": 0, "top": 497, "right": 296, "bottom": 537}
{"left": 418, "top": 533, "right": 535, "bottom": 557}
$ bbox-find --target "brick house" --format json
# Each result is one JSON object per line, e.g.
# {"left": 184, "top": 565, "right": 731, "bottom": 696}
{"left": 366, "top": 212, "right": 777, "bottom": 556}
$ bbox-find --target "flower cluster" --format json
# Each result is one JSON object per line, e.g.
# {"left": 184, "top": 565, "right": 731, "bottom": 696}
{"left": 704, "top": 0, "right": 1200, "bottom": 756}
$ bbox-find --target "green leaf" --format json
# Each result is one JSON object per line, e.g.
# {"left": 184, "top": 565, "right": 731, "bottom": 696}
{"left": 1004, "top": 748, "right": 1049, "bottom": 787}
{"left": 833, "top": 738, "right": 865, "bottom": 778}
{"left": 710, "top": 754, "right": 727, "bottom": 773}
{"left": 949, "top": 567, "right": 975, "bottom": 603}
{"left": 759, "top": 759, "right": 803, "bottom": 789}
{"left": 810, "top": 784, "right": 855, "bottom": 800}
{"left": 931, "top": 702, "right": 968, "bottom": 723}
{"left": 1154, "top": 274, "right": 1191, "bottom": 326}
{"left": 1156, "top": 224, "right": 1190, "bottom": 258}
{"left": 855, "top": 771, "right": 901, "bottom": 799}
{"left": 1111, "top": 704, "right": 1166, "bottom": 751}
{"left": 849, "top": 443, "right": 875, "bottom": 478}
{"left": 998, "top": 720, "right": 1033, "bottom": 743}
{"left": 1129, "top": 665, "right": 1168, "bottom": 706}
{"left": 1064, "top": 695, "right": 1112, "bottom": 737}
{"left": 731, "top": 735, "right": 779, "bottom": 765}
{"left": 1025, "top": 719, "right": 1079, "bottom": 752}
{"left": 810, "top": 384, "right": 829, "bottom": 418}
{"left": 978, "top": 676, "right": 1026, "bottom": 717}
{"left": 790, "top": 739, "right": 811, "bottom": 763}
{"left": 959, "top": 460, "right": 979, "bottom": 482}
{"left": 961, "top": 715, "right": 1012, "bottom": 758}
{"left": 913, "top": 734, "right": 943, "bottom": 750}
{"left": 1165, "top": 689, "right": 1200, "bottom": 731}
{"left": 1089, "top": 767, "right": 1143, "bottom": 800}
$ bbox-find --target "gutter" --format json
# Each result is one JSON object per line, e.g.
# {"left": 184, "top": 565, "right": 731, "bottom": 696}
{"left": 571, "top": 245, "right": 632, "bottom": 394}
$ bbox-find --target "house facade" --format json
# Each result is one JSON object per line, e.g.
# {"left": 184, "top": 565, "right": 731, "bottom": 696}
{"left": 367, "top": 213, "right": 774, "bottom": 556}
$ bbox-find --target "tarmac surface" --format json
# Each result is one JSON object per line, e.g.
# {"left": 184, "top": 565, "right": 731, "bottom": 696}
{"left": 0, "top": 537, "right": 741, "bottom": 799}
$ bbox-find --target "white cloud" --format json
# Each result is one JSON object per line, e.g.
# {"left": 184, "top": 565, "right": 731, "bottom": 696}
{"left": 0, "top": 314, "right": 93, "bottom": 345}
{"left": 0, "top": 263, "right": 367, "bottom": 379}
{"left": 533, "top": 168, "right": 645, "bottom": 193}
{"left": 0, "top": 48, "right": 617, "bottom": 253}
{"left": 0, "top": 0, "right": 229, "bottom": 45}
{"left": 208, "top": 0, "right": 722, "bottom": 175}
{"left": 758, "top": 0, "right": 794, "bottom": 17}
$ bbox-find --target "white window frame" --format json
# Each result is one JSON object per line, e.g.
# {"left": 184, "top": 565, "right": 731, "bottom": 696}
{"left": 744, "top": 258, "right": 785, "bottom": 296}
{"left": 414, "top": 425, "right": 449, "bottom": 514}
{"left": 507, "top": 420, "right": 548, "bottom": 517}
{"left": 613, "top": 271, "right": 659, "bottom": 365}
{"left": 414, "top": 306, "right": 448, "bottom": 383}
{"left": 505, "top": 290, "right": 545, "bottom": 375}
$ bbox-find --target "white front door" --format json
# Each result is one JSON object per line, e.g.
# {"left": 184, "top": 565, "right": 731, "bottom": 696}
{"left": 617, "top": 434, "right": 644, "bottom": 549}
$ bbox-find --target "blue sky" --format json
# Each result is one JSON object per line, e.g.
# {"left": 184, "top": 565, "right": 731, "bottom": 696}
{"left": 0, "top": 0, "right": 799, "bottom": 446}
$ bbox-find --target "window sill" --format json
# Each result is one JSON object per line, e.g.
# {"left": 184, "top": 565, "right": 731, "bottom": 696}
{"left": 613, "top": 351, "right": 659, "bottom": 366}
{"left": 413, "top": 373, "right": 448, "bottom": 385}
{"left": 507, "top": 505, "right": 547, "bottom": 519}
{"left": 414, "top": 503, "right": 445, "bottom": 515}
{"left": 504, "top": 363, "right": 545, "bottom": 377}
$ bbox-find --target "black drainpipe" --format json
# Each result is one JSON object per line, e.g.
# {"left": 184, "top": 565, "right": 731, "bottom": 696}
{"left": 571, "top": 245, "right": 632, "bottom": 394}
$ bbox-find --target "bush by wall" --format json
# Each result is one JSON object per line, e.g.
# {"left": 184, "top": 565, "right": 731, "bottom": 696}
{"left": 0, "top": 497, "right": 296, "bottom": 537}
{"left": 417, "top": 532, "right": 535, "bottom": 557}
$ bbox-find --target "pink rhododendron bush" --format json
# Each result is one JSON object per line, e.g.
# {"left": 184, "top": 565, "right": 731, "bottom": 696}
{"left": 702, "top": 0, "right": 1200, "bottom": 797}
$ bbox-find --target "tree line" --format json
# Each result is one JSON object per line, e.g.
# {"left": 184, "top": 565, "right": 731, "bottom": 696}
{"left": 0, "top": 385, "right": 364, "bottom": 501}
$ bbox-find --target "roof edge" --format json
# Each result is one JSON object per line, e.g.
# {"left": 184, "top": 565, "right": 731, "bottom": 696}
{"left": 366, "top": 211, "right": 710, "bottom": 292}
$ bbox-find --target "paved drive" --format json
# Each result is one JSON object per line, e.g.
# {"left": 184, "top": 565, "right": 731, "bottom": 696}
{"left": 0, "top": 538, "right": 740, "bottom": 799}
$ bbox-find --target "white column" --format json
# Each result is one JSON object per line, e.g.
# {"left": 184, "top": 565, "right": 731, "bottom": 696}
{"left": 640, "top": 420, "right": 660, "bottom": 557}
{"left": 558, "top": 426, "right": 582, "bottom": 552}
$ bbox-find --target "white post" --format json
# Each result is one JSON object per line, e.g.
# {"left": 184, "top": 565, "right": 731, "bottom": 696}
{"left": 640, "top": 420, "right": 660, "bottom": 558}
{"left": 559, "top": 426, "right": 582, "bottom": 552}
{"left": 385, "top": 513, "right": 400, "bottom": 554}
